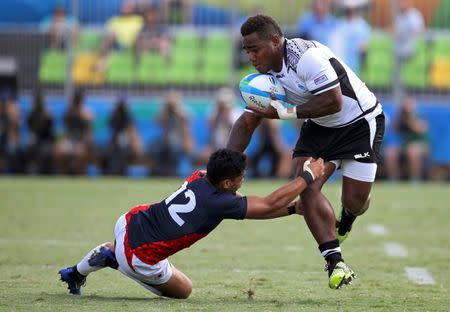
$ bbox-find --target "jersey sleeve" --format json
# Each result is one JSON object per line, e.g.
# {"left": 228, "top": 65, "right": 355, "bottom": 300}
{"left": 216, "top": 194, "right": 248, "bottom": 220}
{"left": 298, "top": 48, "right": 339, "bottom": 95}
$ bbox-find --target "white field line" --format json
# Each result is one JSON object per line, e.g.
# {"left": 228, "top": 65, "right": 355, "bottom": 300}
{"left": 384, "top": 242, "right": 408, "bottom": 257}
{"left": 405, "top": 267, "right": 435, "bottom": 285}
{"left": 367, "top": 224, "right": 387, "bottom": 236}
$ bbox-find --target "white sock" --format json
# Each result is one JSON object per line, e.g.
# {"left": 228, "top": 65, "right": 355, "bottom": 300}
{"left": 76, "top": 243, "right": 109, "bottom": 276}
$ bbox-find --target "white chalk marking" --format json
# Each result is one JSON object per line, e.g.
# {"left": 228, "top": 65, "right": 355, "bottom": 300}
{"left": 405, "top": 267, "right": 435, "bottom": 285}
{"left": 384, "top": 243, "right": 408, "bottom": 257}
{"left": 367, "top": 224, "right": 387, "bottom": 235}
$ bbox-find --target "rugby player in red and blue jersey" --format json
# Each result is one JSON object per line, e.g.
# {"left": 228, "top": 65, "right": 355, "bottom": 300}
{"left": 59, "top": 149, "right": 324, "bottom": 298}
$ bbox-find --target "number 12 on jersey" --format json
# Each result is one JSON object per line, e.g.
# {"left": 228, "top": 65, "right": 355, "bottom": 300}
{"left": 165, "top": 182, "right": 197, "bottom": 226}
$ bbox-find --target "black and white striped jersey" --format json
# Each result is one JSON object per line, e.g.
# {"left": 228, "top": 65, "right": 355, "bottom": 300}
{"left": 269, "top": 38, "right": 382, "bottom": 128}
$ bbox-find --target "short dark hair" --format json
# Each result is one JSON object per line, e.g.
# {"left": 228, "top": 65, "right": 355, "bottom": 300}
{"left": 206, "top": 149, "right": 246, "bottom": 186}
{"left": 241, "top": 14, "right": 283, "bottom": 40}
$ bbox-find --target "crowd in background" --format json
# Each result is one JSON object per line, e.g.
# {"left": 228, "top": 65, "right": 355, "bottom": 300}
{"left": 0, "top": 87, "right": 297, "bottom": 179}
{"left": 2, "top": 85, "right": 450, "bottom": 181}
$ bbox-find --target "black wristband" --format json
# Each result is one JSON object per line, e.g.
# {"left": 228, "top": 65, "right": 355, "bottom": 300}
{"left": 287, "top": 204, "right": 296, "bottom": 215}
{"left": 300, "top": 170, "right": 314, "bottom": 185}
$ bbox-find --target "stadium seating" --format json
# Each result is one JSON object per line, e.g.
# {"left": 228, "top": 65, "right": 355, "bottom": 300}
{"left": 39, "top": 50, "right": 67, "bottom": 83}
{"left": 167, "top": 30, "right": 201, "bottom": 85}
{"left": 361, "top": 31, "right": 393, "bottom": 88}
{"left": 200, "top": 32, "right": 233, "bottom": 85}
{"left": 72, "top": 52, "right": 104, "bottom": 85}
{"left": 429, "top": 58, "right": 450, "bottom": 89}
{"left": 400, "top": 39, "right": 430, "bottom": 89}
{"left": 137, "top": 52, "right": 168, "bottom": 85}
{"left": 429, "top": 37, "right": 450, "bottom": 88}
{"left": 77, "top": 29, "right": 102, "bottom": 52}
{"left": 105, "top": 51, "right": 135, "bottom": 84}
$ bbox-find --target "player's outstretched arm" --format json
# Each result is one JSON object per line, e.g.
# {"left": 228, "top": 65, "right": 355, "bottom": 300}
{"left": 226, "top": 111, "right": 262, "bottom": 152}
{"left": 245, "top": 158, "right": 324, "bottom": 219}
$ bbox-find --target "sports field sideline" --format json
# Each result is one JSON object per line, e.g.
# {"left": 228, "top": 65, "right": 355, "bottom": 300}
{"left": 0, "top": 177, "right": 448, "bottom": 311}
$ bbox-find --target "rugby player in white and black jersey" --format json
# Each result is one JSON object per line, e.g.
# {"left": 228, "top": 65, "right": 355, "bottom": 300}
{"left": 227, "top": 14, "right": 385, "bottom": 289}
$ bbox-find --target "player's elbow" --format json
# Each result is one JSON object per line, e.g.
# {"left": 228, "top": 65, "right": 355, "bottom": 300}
{"left": 326, "top": 97, "right": 342, "bottom": 114}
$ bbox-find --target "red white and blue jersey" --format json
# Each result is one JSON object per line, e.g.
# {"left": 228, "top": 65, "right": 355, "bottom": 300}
{"left": 123, "top": 172, "right": 247, "bottom": 266}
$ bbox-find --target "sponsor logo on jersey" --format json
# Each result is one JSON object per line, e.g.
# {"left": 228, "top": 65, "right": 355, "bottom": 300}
{"left": 314, "top": 74, "right": 328, "bottom": 85}
{"left": 354, "top": 152, "right": 370, "bottom": 159}
{"left": 297, "top": 83, "right": 307, "bottom": 92}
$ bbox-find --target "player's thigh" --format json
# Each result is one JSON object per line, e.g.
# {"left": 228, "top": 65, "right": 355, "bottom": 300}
{"left": 113, "top": 214, "right": 184, "bottom": 297}
{"left": 341, "top": 160, "right": 375, "bottom": 208}
{"left": 152, "top": 264, "right": 192, "bottom": 299}
{"left": 295, "top": 156, "right": 337, "bottom": 192}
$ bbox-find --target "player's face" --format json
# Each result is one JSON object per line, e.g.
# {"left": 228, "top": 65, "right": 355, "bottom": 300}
{"left": 224, "top": 172, "right": 245, "bottom": 193}
{"left": 242, "top": 32, "right": 283, "bottom": 73}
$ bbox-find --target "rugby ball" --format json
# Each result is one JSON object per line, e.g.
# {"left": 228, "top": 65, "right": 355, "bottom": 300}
{"left": 239, "top": 73, "right": 286, "bottom": 112}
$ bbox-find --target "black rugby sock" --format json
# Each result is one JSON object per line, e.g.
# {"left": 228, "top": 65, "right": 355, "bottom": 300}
{"left": 319, "top": 239, "right": 343, "bottom": 275}
{"left": 338, "top": 206, "right": 356, "bottom": 235}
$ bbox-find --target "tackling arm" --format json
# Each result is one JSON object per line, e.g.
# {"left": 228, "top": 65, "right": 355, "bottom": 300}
{"left": 226, "top": 111, "right": 262, "bottom": 152}
{"left": 245, "top": 177, "right": 307, "bottom": 219}
{"left": 245, "top": 158, "right": 324, "bottom": 219}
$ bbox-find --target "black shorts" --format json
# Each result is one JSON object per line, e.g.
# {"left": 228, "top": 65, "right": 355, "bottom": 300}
{"left": 293, "top": 113, "right": 385, "bottom": 163}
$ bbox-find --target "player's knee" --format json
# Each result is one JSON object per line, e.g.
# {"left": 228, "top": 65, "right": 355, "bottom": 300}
{"left": 342, "top": 193, "right": 371, "bottom": 216}
{"left": 172, "top": 282, "right": 192, "bottom": 299}
{"left": 300, "top": 184, "right": 320, "bottom": 202}
{"left": 180, "top": 285, "right": 192, "bottom": 299}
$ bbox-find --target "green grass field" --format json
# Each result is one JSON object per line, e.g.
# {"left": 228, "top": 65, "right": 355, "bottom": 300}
{"left": 0, "top": 177, "right": 449, "bottom": 311}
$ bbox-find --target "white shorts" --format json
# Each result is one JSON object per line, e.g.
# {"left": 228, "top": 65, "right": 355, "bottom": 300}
{"left": 330, "top": 159, "right": 377, "bottom": 182}
{"left": 114, "top": 214, "right": 173, "bottom": 288}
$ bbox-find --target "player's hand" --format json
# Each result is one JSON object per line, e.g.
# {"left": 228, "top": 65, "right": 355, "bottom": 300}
{"left": 303, "top": 157, "right": 325, "bottom": 181}
{"left": 245, "top": 92, "right": 279, "bottom": 119}
{"left": 269, "top": 92, "right": 297, "bottom": 120}
{"left": 186, "top": 169, "right": 206, "bottom": 183}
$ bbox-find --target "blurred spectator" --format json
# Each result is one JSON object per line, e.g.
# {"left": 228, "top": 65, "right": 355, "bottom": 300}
{"left": 148, "top": 90, "right": 193, "bottom": 176}
{"left": 249, "top": 119, "right": 291, "bottom": 179}
{"left": 383, "top": 97, "right": 428, "bottom": 181}
{"left": 26, "top": 89, "right": 55, "bottom": 174}
{"left": 135, "top": 6, "right": 171, "bottom": 61}
{"left": 295, "top": 0, "right": 337, "bottom": 45}
{"left": 40, "top": 4, "right": 78, "bottom": 50}
{"left": 133, "top": 0, "right": 192, "bottom": 24}
{"left": 0, "top": 92, "right": 25, "bottom": 174}
{"left": 394, "top": 0, "right": 425, "bottom": 62}
{"left": 54, "top": 89, "right": 93, "bottom": 175}
{"left": 329, "top": 4, "right": 371, "bottom": 74}
{"left": 161, "top": 0, "right": 193, "bottom": 25}
{"left": 96, "top": 1, "right": 143, "bottom": 72}
{"left": 196, "top": 88, "right": 241, "bottom": 165}
{"left": 103, "top": 97, "right": 142, "bottom": 175}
